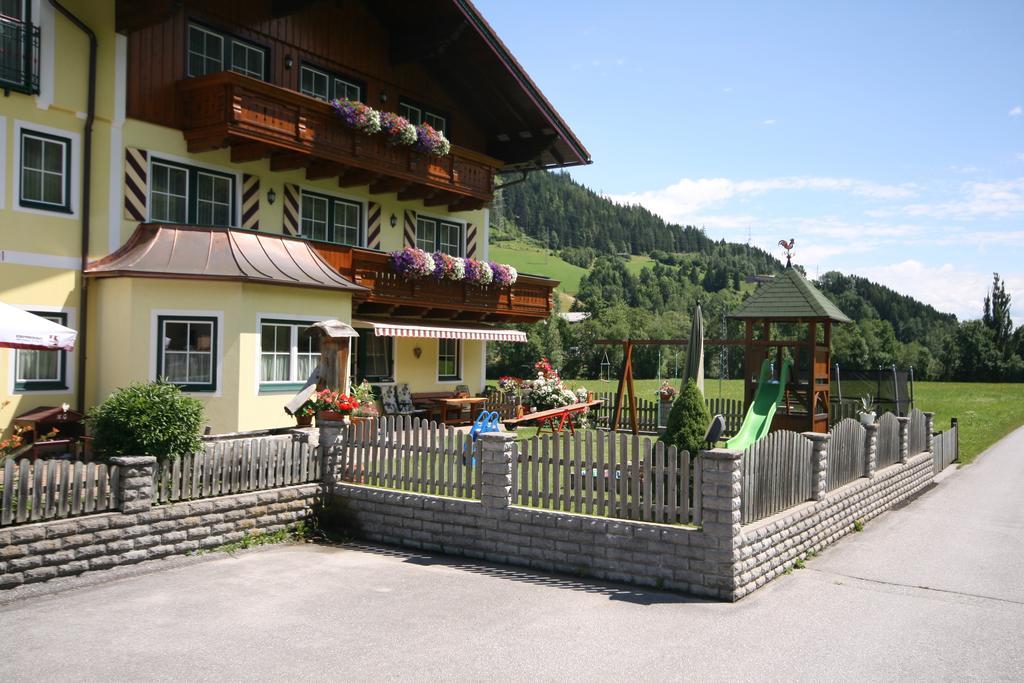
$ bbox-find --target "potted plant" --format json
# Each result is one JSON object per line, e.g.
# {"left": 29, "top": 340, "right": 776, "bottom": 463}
{"left": 293, "top": 401, "right": 316, "bottom": 427}
{"left": 309, "top": 388, "right": 360, "bottom": 424}
{"left": 858, "top": 394, "right": 877, "bottom": 426}
{"left": 657, "top": 381, "right": 677, "bottom": 402}
{"left": 350, "top": 380, "right": 379, "bottom": 424}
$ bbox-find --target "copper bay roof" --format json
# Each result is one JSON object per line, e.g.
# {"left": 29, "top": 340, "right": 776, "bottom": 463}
{"left": 85, "top": 224, "right": 366, "bottom": 293}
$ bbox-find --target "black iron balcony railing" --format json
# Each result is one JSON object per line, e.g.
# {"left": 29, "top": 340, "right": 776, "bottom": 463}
{"left": 0, "top": 15, "right": 40, "bottom": 95}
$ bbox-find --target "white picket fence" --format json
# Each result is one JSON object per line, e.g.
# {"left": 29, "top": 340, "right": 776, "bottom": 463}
{"left": 153, "top": 434, "right": 319, "bottom": 504}
{"left": 338, "top": 417, "right": 481, "bottom": 499}
{"left": 513, "top": 431, "right": 698, "bottom": 525}
{"left": 1, "top": 458, "right": 120, "bottom": 526}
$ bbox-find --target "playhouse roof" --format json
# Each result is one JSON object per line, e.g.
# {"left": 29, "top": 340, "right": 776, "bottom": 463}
{"left": 729, "top": 266, "right": 852, "bottom": 323}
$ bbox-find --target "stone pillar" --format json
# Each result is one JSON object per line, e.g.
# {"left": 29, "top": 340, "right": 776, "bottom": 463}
{"left": 110, "top": 456, "right": 157, "bottom": 514}
{"left": 863, "top": 423, "right": 878, "bottom": 478}
{"left": 700, "top": 448, "right": 743, "bottom": 542}
{"left": 318, "top": 417, "right": 348, "bottom": 486}
{"left": 803, "top": 432, "right": 831, "bottom": 501}
{"left": 479, "top": 432, "right": 514, "bottom": 511}
{"left": 923, "top": 411, "right": 935, "bottom": 453}
{"left": 896, "top": 416, "right": 911, "bottom": 464}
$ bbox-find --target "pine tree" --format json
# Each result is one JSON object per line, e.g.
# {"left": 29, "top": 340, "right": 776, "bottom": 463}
{"left": 983, "top": 273, "right": 1013, "bottom": 357}
{"left": 660, "top": 379, "right": 711, "bottom": 456}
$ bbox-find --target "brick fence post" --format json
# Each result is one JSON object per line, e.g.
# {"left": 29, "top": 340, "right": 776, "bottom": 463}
{"left": 479, "top": 432, "right": 514, "bottom": 511}
{"left": 863, "top": 423, "right": 878, "bottom": 477}
{"left": 700, "top": 448, "right": 743, "bottom": 599}
{"left": 110, "top": 456, "right": 157, "bottom": 513}
{"left": 923, "top": 411, "right": 935, "bottom": 453}
{"left": 896, "top": 416, "right": 911, "bottom": 464}
{"left": 803, "top": 432, "right": 831, "bottom": 501}
{"left": 318, "top": 416, "right": 348, "bottom": 487}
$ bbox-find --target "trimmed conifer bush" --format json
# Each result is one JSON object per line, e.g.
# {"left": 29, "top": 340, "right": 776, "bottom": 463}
{"left": 88, "top": 380, "right": 204, "bottom": 462}
{"left": 660, "top": 378, "right": 711, "bottom": 455}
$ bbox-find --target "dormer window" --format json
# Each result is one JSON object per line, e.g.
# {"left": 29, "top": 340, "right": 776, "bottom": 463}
{"left": 187, "top": 23, "right": 266, "bottom": 80}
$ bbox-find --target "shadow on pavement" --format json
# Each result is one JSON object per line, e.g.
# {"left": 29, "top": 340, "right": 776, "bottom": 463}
{"left": 334, "top": 541, "right": 707, "bottom": 606}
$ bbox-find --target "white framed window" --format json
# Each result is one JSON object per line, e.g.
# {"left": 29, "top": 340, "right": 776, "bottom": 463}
{"left": 157, "top": 316, "right": 217, "bottom": 392}
{"left": 259, "top": 320, "right": 321, "bottom": 390}
{"left": 400, "top": 100, "right": 447, "bottom": 134}
{"left": 299, "top": 189, "right": 362, "bottom": 246}
{"left": 299, "top": 63, "right": 362, "bottom": 102}
{"left": 19, "top": 129, "right": 70, "bottom": 212}
{"left": 14, "top": 311, "right": 67, "bottom": 392}
{"left": 187, "top": 24, "right": 223, "bottom": 77}
{"left": 187, "top": 23, "right": 266, "bottom": 80}
{"left": 230, "top": 40, "right": 264, "bottom": 79}
{"left": 150, "top": 158, "right": 235, "bottom": 226}
{"left": 437, "top": 339, "right": 461, "bottom": 382}
{"left": 416, "top": 216, "right": 463, "bottom": 256}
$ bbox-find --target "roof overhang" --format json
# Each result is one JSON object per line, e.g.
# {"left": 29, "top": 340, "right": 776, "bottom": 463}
{"left": 85, "top": 224, "right": 367, "bottom": 295}
{"left": 354, "top": 319, "right": 528, "bottom": 342}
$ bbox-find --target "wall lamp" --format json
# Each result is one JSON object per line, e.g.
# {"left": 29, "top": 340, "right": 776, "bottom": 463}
{"left": 267, "top": 188, "right": 277, "bottom": 205}
{"left": 284, "top": 55, "right": 294, "bottom": 70}
{"left": 389, "top": 213, "right": 397, "bottom": 228}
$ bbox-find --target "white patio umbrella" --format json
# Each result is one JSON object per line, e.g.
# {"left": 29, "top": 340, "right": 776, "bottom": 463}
{"left": 680, "top": 304, "right": 704, "bottom": 394}
{"left": 0, "top": 301, "right": 77, "bottom": 351}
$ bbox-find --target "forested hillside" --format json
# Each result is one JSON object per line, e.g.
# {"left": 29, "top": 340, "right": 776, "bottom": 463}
{"left": 488, "top": 171, "right": 1024, "bottom": 382}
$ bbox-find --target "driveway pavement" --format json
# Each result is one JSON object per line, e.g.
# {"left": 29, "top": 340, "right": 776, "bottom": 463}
{"left": 2, "top": 428, "right": 1023, "bottom": 681}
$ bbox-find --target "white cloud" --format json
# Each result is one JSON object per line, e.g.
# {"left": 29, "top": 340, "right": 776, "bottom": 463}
{"left": 606, "top": 176, "right": 917, "bottom": 223}
{"left": 763, "top": 119, "right": 776, "bottom": 125}
{"left": 948, "top": 164, "right": 978, "bottom": 174}
{"left": 1010, "top": 105, "right": 1023, "bottom": 117}
{"left": 902, "top": 178, "right": 1024, "bottom": 219}
{"left": 857, "top": 261, "right": 1024, "bottom": 320}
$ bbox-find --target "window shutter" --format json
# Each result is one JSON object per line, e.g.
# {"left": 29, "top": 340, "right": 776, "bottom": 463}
{"left": 242, "top": 174, "right": 260, "bottom": 230}
{"left": 123, "top": 147, "right": 148, "bottom": 221}
{"left": 282, "top": 183, "right": 300, "bottom": 235}
{"left": 465, "top": 222, "right": 477, "bottom": 259}
{"left": 404, "top": 209, "right": 417, "bottom": 248}
{"left": 367, "top": 201, "right": 381, "bottom": 250}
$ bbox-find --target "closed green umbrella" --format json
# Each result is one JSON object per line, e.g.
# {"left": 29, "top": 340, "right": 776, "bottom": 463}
{"left": 681, "top": 304, "right": 704, "bottom": 395}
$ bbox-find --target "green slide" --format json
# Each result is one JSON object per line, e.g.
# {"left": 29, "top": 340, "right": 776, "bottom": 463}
{"left": 725, "top": 359, "right": 792, "bottom": 450}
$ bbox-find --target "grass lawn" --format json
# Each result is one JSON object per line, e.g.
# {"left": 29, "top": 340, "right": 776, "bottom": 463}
{"left": 506, "top": 378, "right": 1022, "bottom": 465}
{"left": 489, "top": 243, "right": 588, "bottom": 294}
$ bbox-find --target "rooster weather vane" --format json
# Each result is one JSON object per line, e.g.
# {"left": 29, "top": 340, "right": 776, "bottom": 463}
{"left": 778, "top": 238, "right": 795, "bottom": 267}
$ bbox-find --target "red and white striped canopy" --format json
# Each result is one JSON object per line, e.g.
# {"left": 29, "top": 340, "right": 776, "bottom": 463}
{"left": 356, "top": 320, "right": 528, "bottom": 343}
{"left": 0, "top": 301, "right": 77, "bottom": 351}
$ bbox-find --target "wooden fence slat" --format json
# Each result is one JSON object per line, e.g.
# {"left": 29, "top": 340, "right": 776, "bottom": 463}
{"left": 583, "top": 430, "right": 594, "bottom": 516}
{"left": 1, "top": 459, "right": 13, "bottom": 525}
{"left": 595, "top": 430, "right": 606, "bottom": 517}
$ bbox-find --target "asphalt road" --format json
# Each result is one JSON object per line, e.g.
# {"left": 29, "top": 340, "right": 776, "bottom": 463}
{"left": 2, "top": 428, "right": 1023, "bottom": 681}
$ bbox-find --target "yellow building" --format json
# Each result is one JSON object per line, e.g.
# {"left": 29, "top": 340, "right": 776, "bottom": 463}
{"left": 0, "top": 0, "right": 588, "bottom": 434}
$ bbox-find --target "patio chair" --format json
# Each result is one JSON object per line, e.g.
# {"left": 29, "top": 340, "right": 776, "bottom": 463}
{"left": 395, "top": 383, "right": 427, "bottom": 417}
{"left": 379, "top": 385, "right": 423, "bottom": 418}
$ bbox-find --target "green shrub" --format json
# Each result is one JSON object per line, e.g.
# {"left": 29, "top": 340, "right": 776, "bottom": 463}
{"left": 660, "top": 379, "right": 711, "bottom": 456}
{"left": 88, "top": 380, "right": 204, "bottom": 462}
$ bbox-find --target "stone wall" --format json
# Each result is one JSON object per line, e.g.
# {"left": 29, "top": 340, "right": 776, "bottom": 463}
{"left": 325, "top": 435, "right": 737, "bottom": 599}
{"left": 0, "top": 455, "right": 319, "bottom": 590}
{"left": 735, "top": 451, "right": 934, "bottom": 599}
{"left": 328, "top": 429, "right": 943, "bottom": 602}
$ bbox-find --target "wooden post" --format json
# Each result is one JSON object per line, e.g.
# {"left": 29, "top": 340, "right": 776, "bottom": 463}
{"left": 611, "top": 341, "right": 637, "bottom": 434}
{"left": 318, "top": 337, "right": 351, "bottom": 392}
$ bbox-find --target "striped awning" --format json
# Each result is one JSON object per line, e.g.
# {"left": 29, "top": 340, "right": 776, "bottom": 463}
{"left": 355, "top": 320, "right": 528, "bottom": 342}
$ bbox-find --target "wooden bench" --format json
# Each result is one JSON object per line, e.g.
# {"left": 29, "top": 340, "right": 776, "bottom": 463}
{"left": 411, "top": 391, "right": 482, "bottom": 424}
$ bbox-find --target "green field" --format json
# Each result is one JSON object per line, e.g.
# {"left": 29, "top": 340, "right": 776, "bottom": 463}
{"left": 507, "top": 378, "right": 1022, "bottom": 465}
{"left": 489, "top": 242, "right": 588, "bottom": 293}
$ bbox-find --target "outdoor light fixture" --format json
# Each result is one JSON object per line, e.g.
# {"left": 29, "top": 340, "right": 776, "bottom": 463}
{"left": 413, "top": 346, "right": 422, "bottom": 359}
{"left": 389, "top": 213, "right": 397, "bottom": 228}
{"left": 380, "top": 90, "right": 389, "bottom": 104}
{"left": 267, "top": 188, "right": 277, "bottom": 205}
{"left": 284, "top": 55, "right": 293, "bottom": 69}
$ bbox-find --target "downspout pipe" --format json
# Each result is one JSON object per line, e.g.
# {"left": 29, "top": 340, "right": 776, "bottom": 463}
{"left": 48, "top": 0, "right": 95, "bottom": 411}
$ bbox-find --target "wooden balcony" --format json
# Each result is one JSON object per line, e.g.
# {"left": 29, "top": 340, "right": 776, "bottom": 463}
{"left": 313, "top": 243, "right": 556, "bottom": 323}
{"left": 176, "top": 72, "right": 501, "bottom": 211}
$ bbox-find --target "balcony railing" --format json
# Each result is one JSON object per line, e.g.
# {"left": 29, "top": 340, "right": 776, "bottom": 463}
{"left": 0, "top": 15, "right": 40, "bottom": 95}
{"left": 313, "top": 242, "right": 556, "bottom": 323}
{"left": 177, "top": 72, "right": 501, "bottom": 210}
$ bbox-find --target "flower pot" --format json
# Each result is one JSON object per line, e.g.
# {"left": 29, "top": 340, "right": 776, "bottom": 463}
{"left": 295, "top": 413, "right": 313, "bottom": 428}
{"left": 317, "top": 410, "right": 351, "bottom": 424}
{"left": 859, "top": 412, "right": 876, "bottom": 426}
{"left": 515, "top": 405, "right": 525, "bottom": 419}
{"left": 351, "top": 415, "right": 373, "bottom": 425}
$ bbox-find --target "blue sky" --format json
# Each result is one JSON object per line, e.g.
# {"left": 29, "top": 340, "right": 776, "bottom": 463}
{"left": 475, "top": 0, "right": 1024, "bottom": 320}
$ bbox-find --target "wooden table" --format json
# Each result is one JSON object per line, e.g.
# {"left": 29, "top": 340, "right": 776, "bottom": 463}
{"left": 502, "top": 400, "right": 603, "bottom": 435}
{"left": 432, "top": 397, "right": 488, "bottom": 424}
